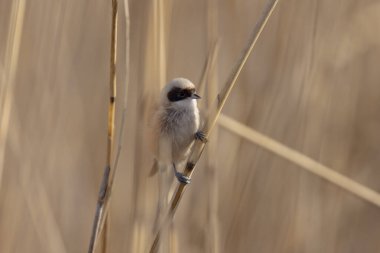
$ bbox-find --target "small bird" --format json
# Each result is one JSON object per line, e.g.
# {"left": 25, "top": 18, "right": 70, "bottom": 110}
{"left": 150, "top": 78, "right": 207, "bottom": 184}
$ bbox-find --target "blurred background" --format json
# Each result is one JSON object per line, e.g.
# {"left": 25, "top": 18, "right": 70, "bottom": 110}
{"left": 1, "top": 0, "right": 380, "bottom": 252}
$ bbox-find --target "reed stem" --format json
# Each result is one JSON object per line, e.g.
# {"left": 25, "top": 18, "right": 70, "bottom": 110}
{"left": 88, "top": 0, "right": 119, "bottom": 252}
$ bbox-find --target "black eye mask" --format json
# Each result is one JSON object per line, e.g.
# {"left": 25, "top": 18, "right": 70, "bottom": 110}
{"left": 167, "top": 87, "right": 195, "bottom": 102}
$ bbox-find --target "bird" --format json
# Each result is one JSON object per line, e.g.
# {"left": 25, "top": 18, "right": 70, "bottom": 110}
{"left": 150, "top": 78, "right": 207, "bottom": 184}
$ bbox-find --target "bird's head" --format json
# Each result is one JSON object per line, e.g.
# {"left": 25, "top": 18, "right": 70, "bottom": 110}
{"left": 161, "top": 78, "right": 201, "bottom": 108}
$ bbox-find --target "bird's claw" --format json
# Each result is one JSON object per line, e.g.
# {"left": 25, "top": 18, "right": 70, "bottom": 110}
{"left": 175, "top": 172, "right": 191, "bottom": 184}
{"left": 195, "top": 131, "right": 208, "bottom": 143}
{"left": 173, "top": 163, "right": 191, "bottom": 184}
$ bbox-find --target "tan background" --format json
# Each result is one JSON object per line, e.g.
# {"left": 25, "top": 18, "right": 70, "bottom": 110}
{"left": 1, "top": 0, "right": 380, "bottom": 252}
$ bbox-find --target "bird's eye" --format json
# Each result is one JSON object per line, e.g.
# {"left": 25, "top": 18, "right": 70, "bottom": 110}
{"left": 179, "top": 91, "right": 186, "bottom": 98}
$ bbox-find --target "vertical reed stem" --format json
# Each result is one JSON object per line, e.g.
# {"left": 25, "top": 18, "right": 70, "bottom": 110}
{"left": 88, "top": 0, "right": 118, "bottom": 252}
{"left": 206, "top": 0, "right": 219, "bottom": 251}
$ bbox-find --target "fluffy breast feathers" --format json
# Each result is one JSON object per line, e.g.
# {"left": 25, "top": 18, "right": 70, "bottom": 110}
{"left": 155, "top": 101, "right": 199, "bottom": 164}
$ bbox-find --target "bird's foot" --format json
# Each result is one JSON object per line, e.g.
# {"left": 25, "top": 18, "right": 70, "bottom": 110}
{"left": 175, "top": 172, "right": 191, "bottom": 184}
{"left": 195, "top": 131, "right": 208, "bottom": 143}
{"left": 173, "top": 163, "right": 191, "bottom": 184}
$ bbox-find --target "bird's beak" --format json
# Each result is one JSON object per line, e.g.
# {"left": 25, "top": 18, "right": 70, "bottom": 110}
{"left": 191, "top": 93, "right": 201, "bottom": 99}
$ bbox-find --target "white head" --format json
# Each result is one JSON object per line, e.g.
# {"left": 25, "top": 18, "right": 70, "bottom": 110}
{"left": 161, "top": 78, "right": 201, "bottom": 108}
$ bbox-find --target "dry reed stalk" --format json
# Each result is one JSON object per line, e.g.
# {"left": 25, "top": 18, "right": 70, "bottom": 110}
{"left": 149, "top": 0, "right": 280, "bottom": 251}
{"left": 0, "top": 0, "right": 25, "bottom": 190}
{"left": 154, "top": 1, "right": 172, "bottom": 253}
{"left": 130, "top": 1, "right": 164, "bottom": 251}
{"left": 218, "top": 113, "right": 380, "bottom": 208}
{"left": 111, "top": 0, "right": 130, "bottom": 187}
{"left": 205, "top": 0, "right": 220, "bottom": 252}
{"left": 197, "top": 40, "right": 219, "bottom": 97}
{"left": 88, "top": 0, "right": 118, "bottom": 252}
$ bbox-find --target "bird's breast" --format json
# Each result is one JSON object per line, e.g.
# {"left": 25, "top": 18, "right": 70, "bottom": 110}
{"left": 160, "top": 105, "right": 200, "bottom": 162}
